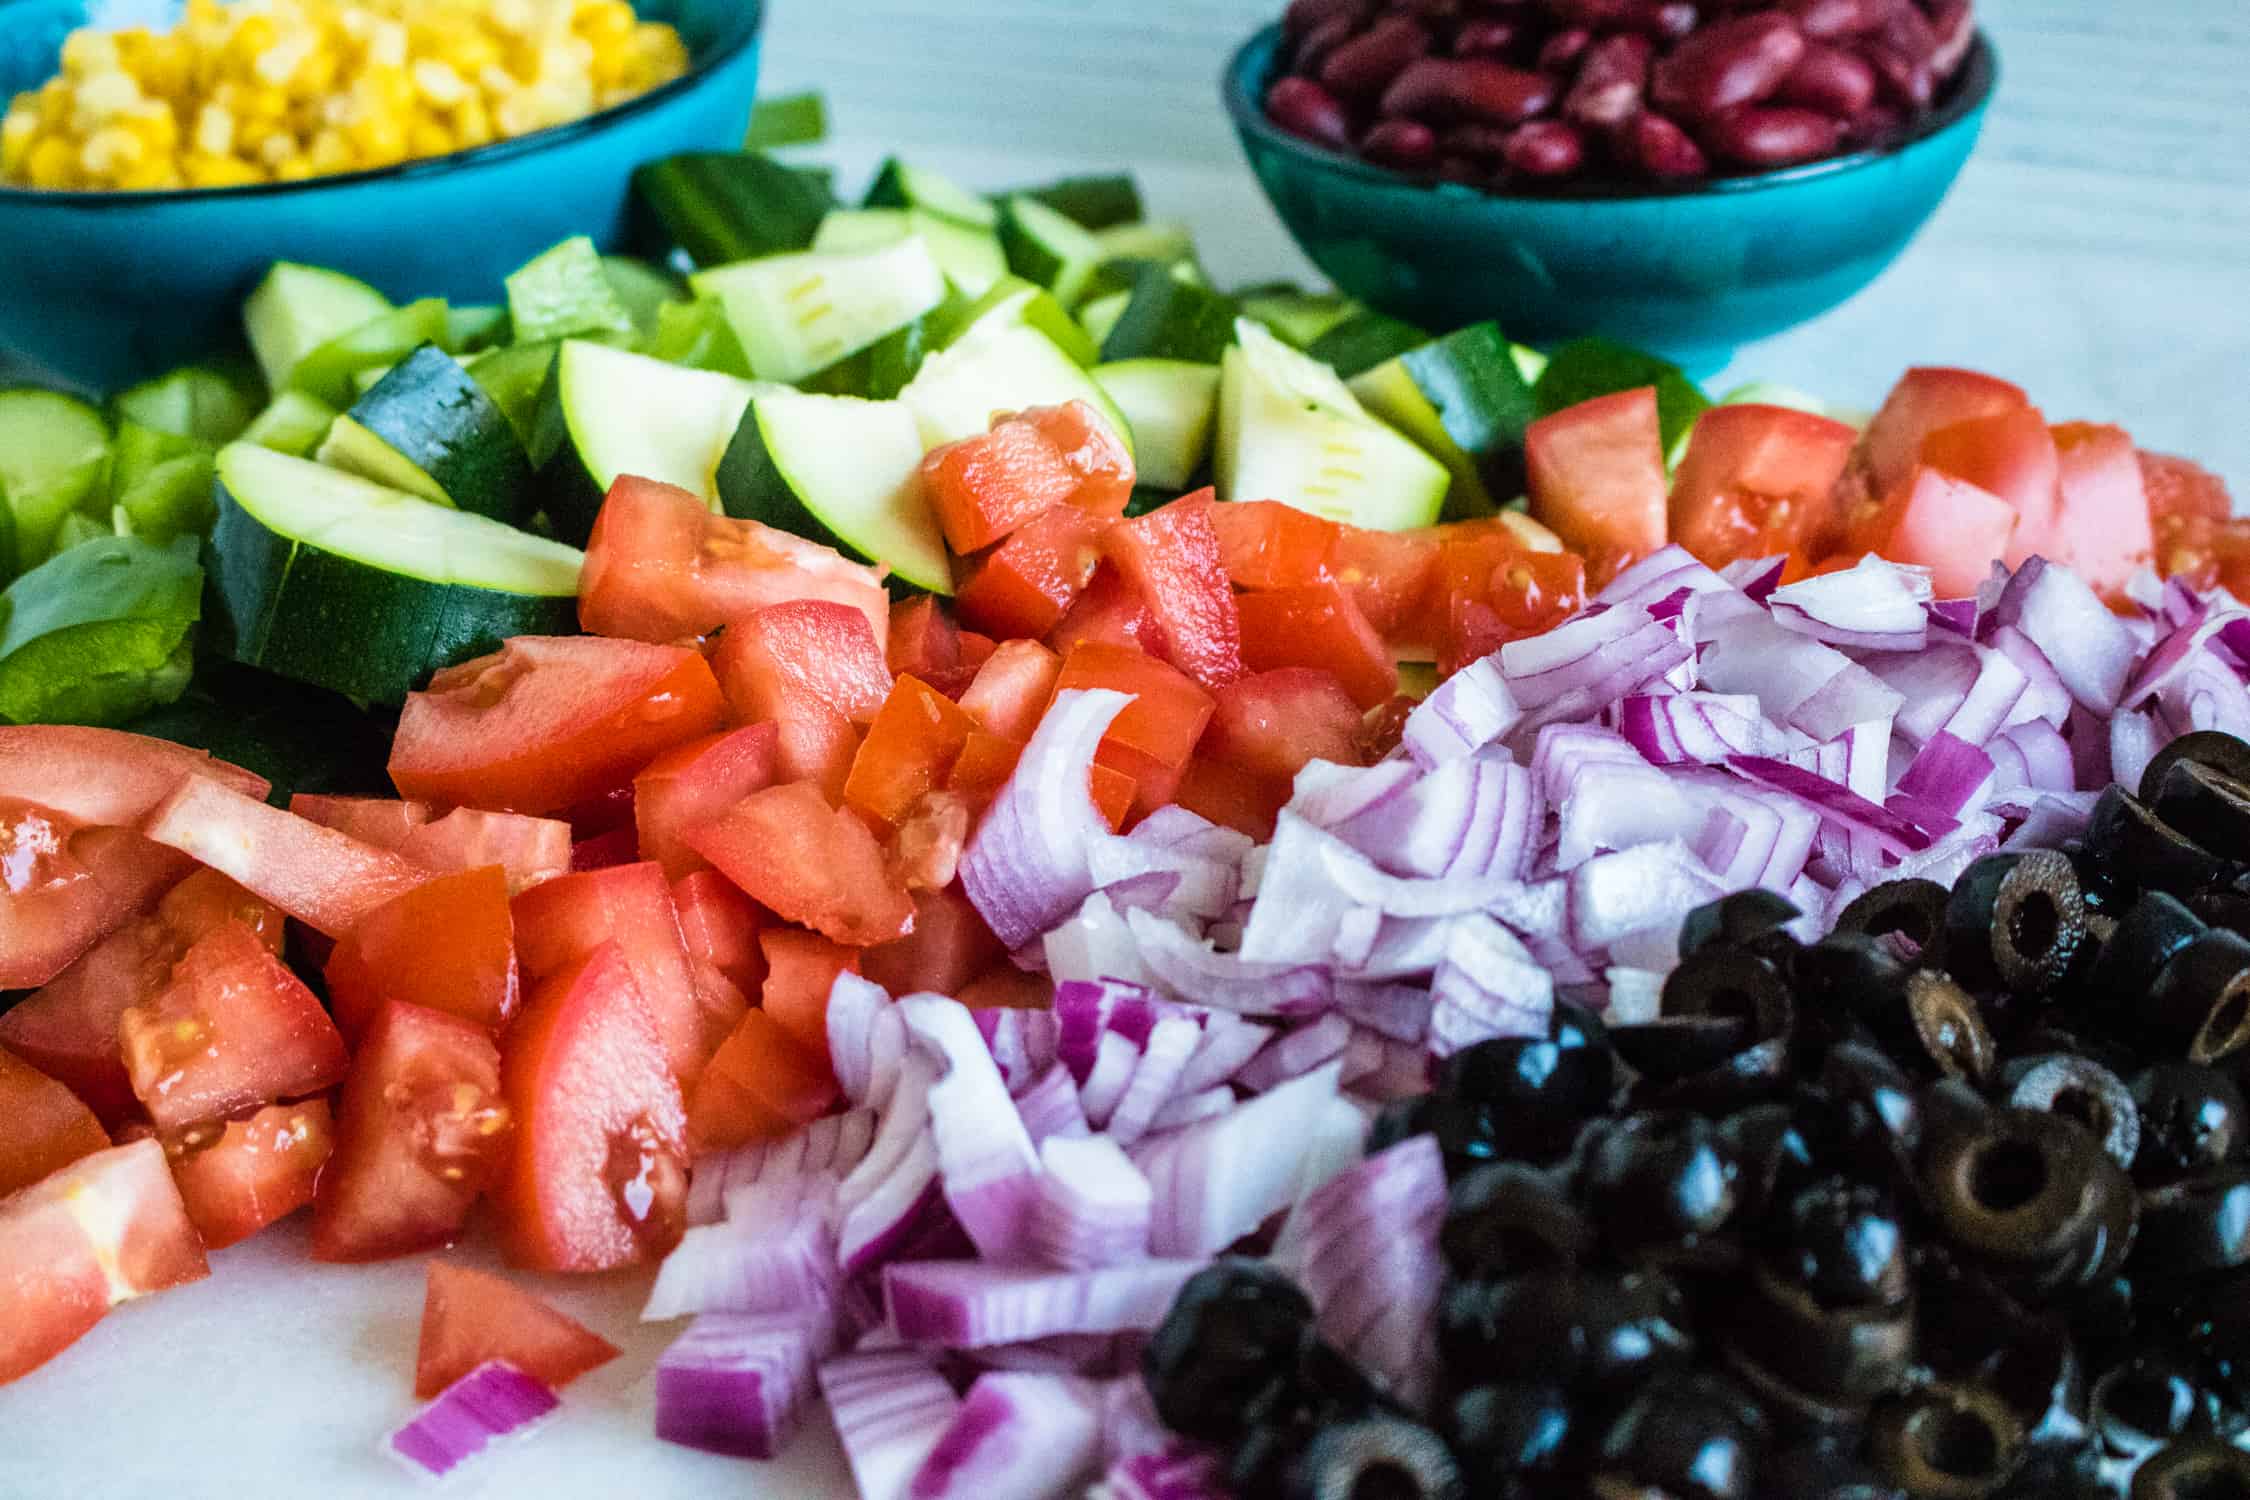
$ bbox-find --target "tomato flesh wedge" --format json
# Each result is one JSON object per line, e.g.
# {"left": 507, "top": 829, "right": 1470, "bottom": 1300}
{"left": 1857, "top": 366, "right": 2030, "bottom": 503}
{"left": 957, "top": 639, "right": 1063, "bottom": 741}
{"left": 689, "top": 782, "right": 915, "bottom": 947}
{"left": 1046, "top": 561, "right": 1162, "bottom": 658}
{"left": 1103, "top": 492, "right": 1246, "bottom": 690}
{"left": 1236, "top": 582, "right": 1397, "bottom": 711}
{"left": 325, "top": 866, "right": 519, "bottom": 1044}
{"left": 1918, "top": 408, "right": 2061, "bottom": 566}
{"left": 687, "top": 1008, "right": 839, "bottom": 1153}
{"left": 0, "top": 1045, "right": 110, "bottom": 1197}
{"left": 1862, "top": 467, "right": 2021, "bottom": 599}
{"left": 391, "top": 636, "right": 726, "bottom": 816}
{"left": 1427, "top": 536, "right": 1589, "bottom": 677}
{"left": 119, "top": 920, "right": 349, "bottom": 1134}
{"left": 845, "top": 676, "right": 978, "bottom": 827}
{"left": 291, "top": 795, "right": 571, "bottom": 895}
{"left": 168, "top": 1099, "right": 332, "bottom": 1251}
{"left": 1525, "top": 387, "right": 1668, "bottom": 586}
{"left": 0, "top": 1137, "right": 208, "bottom": 1384}
{"left": 416, "top": 1260, "right": 620, "bottom": 1399}
{"left": 579, "top": 474, "right": 889, "bottom": 646}
{"left": 1202, "top": 667, "right": 1368, "bottom": 786}
{"left": 953, "top": 501, "right": 1112, "bottom": 642}
{"left": 712, "top": 600, "right": 893, "bottom": 728}
{"left": 0, "top": 726, "right": 268, "bottom": 832}
{"left": 512, "top": 862, "right": 710, "bottom": 1090}
{"left": 1211, "top": 499, "right": 1341, "bottom": 591}
{"left": 1331, "top": 524, "right": 1440, "bottom": 650}
{"left": 1668, "top": 404, "right": 1858, "bottom": 571}
{"left": 923, "top": 411, "right": 1090, "bottom": 554}
{"left": 671, "top": 870, "right": 769, "bottom": 1052}
{"left": 633, "top": 726, "right": 781, "bottom": 880}
{"left": 2047, "top": 422, "right": 2156, "bottom": 599}
{"left": 0, "top": 822, "right": 195, "bottom": 992}
{"left": 758, "top": 928, "right": 861, "bottom": 1060}
{"left": 888, "top": 596, "right": 974, "bottom": 699}
{"left": 863, "top": 883, "right": 1005, "bottom": 999}
{"left": 312, "top": 1000, "right": 510, "bottom": 1264}
{"left": 2142, "top": 450, "right": 2233, "bottom": 525}
{"left": 495, "top": 942, "right": 688, "bottom": 1273}
{"left": 1051, "top": 642, "right": 1215, "bottom": 820}
{"left": 1172, "top": 753, "right": 1291, "bottom": 842}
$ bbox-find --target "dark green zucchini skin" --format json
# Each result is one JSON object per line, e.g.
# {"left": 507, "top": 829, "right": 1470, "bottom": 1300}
{"left": 343, "top": 344, "right": 536, "bottom": 524}
{"left": 204, "top": 485, "right": 577, "bottom": 705}
{"left": 630, "top": 151, "right": 836, "bottom": 267}
{"left": 1097, "top": 265, "right": 1238, "bottom": 366}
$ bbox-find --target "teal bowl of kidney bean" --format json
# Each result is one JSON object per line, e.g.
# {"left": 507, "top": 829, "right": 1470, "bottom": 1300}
{"left": 1222, "top": 0, "right": 1997, "bottom": 371}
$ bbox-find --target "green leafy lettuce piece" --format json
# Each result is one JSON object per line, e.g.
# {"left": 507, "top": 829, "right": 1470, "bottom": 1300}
{"left": 744, "top": 91, "right": 827, "bottom": 149}
{"left": 506, "top": 235, "right": 638, "bottom": 345}
{"left": 643, "top": 296, "right": 755, "bottom": 378}
{"left": 0, "top": 534, "right": 202, "bottom": 725}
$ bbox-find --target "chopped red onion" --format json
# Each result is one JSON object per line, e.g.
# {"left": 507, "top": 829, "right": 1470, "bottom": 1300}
{"left": 961, "top": 689, "right": 1134, "bottom": 950}
{"left": 1080, "top": 1031, "right": 1141, "bottom": 1128}
{"left": 819, "top": 1350, "right": 962, "bottom": 1500}
{"left": 1768, "top": 556, "right": 1933, "bottom": 651}
{"left": 1335, "top": 977, "right": 1436, "bottom": 1042}
{"left": 1987, "top": 624, "right": 2073, "bottom": 728}
{"left": 1313, "top": 834, "right": 1535, "bottom": 921}
{"left": 655, "top": 1311, "right": 825, "bottom": 1459}
{"left": 1103, "top": 1016, "right": 1204, "bottom": 1146}
{"left": 885, "top": 1259, "right": 1207, "bottom": 1347}
{"left": 1055, "top": 977, "right": 1165, "bottom": 1082}
{"left": 1501, "top": 605, "right": 1694, "bottom": 739}
{"left": 1894, "top": 732, "right": 1997, "bottom": 819}
{"left": 1988, "top": 558, "right": 2137, "bottom": 712}
{"left": 976, "top": 1007, "right": 1061, "bottom": 1094}
{"left": 1943, "top": 646, "right": 2032, "bottom": 745}
{"left": 1727, "top": 755, "right": 1938, "bottom": 857}
{"left": 1126, "top": 907, "right": 1332, "bottom": 1017}
{"left": 1148, "top": 1087, "right": 1238, "bottom": 1133}
{"left": 1614, "top": 692, "right": 1794, "bottom": 765}
{"left": 1032, "top": 1135, "right": 1153, "bottom": 1270}
{"left": 1287, "top": 1136, "right": 1447, "bottom": 1410}
{"left": 1134, "top": 1062, "right": 1343, "bottom": 1257}
{"left": 1231, "top": 1012, "right": 1353, "bottom": 1094}
{"left": 908, "top": 1372, "right": 1106, "bottom": 1500}
{"left": 1091, "top": 1445, "right": 1230, "bottom": 1500}
{"left": 644, "top": 1210, "right": 837, "bottom": 1322}
{"left": 1340, "top": 1026, "right": 1433, "bottom": 1099}
{"left": 1698, "top": 614, "right": 1904, "bottom": 741}
{"left": 1014, "top": 1063, "right": 1093, "bottom": 1144}
{"left": 1428, "top": 917, "right": 1554, "bottom": 1056}
{"left": 1990, "top": 720, "right": 2077, "bottom": 795}
{"left": 1553, "top": 757, "right": 1703, "bottom": 872}
{"left": 1047, "top": 891, "right": 1156, "bottom": 988}
{"left": 387, "top": 1362, "right": 560, "bottom": 1480}
{"left": 840, "top": 1137, "right": 949, "bottom": 1279}
{"left": 2108, "top": 708, "right": 2170, "bottom": 796}
{"left": 903, "top": 995, "right": 1041, "bottom": 1262}
{"left": 1929, "top": 596, "right": 1980, "bottom": 636}
{"left": 1603, "top": 544, "right": 1735, "bottom": 606}
{"left": 1400, "top": 655, "right": 1521, "bottom": 766}
{"left": 1566, "top": 840, "right": 1726, "bottom": 951}
{"left": 1173, "top": 1012, "right": 1273, "bottom": 1096}
{"left": 688, "top": 1110, "right": 877, "bottom": 1226}
{"left": 828, "top": 973, "right": 906, "bottom": 1111}
{"left": 1871, "top": 644, "right": 1980, "bottom": 745}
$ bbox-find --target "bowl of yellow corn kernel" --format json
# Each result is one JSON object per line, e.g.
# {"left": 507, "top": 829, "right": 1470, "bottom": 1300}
{"left": 0, "top": 0, "right": 764, "bottom": 390}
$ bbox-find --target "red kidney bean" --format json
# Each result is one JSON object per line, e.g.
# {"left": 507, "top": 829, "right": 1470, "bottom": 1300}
{"left": 1703, "top": 103, "right": 1847, "bottom": 165}
{"left": 1844, "top": 101, "right": 1904, "bottom": 144}
{"left": 1266, "top": 76, "right": 1357, "bottom": 150}
{"left": 1876, "top": 2, "right": 1938, "bottom": 63}
{"left": 1452, "top": 19, "right": 1525, "bottom": 57}
{"left": 1926, "top": 0, "right": 1975, "bottom": 78}
{"left": 1289, "top": 14, "right": 1362, "bottom": 74}
{"left": 1381, "top": 57, "right": 1558, "bottom": 124}
{"left": 1539, "top": 0, "right": 1639, "bottom": 22}
{"left": 1861, "top": 41, "right": 1934, "bottom": 108}
{"left": 1563, "top": 33, "right": 1654, "bottom": 129}
{"left": 1628, "top": 109, "right": 1712, "bottom": 177}
{"left": 1538, "top": 26, "right": 1594, "bottom": 71}
{"left": 1650, "top": 12, "right": 1809, "bottom": 119}
{"left": 1783, "top": 0, "right": 1883, "bottom": 39}
{"left": 1441, "top": 123, "right": 1519, "bottom": 160}
{"left": 1777, "top": 42, "right": 1877, "bottom": 117}
{"left": 1652, "top": 3, "right": 1702, "bottom": 39}
{"left": 1320, "top": 15, "right": 1432, "bottom": 102}
{"left": 1505, "top": 119, "right": 1588, "bottom": 177}
{"left": 1361, "top": 116, "right": 1442, "bottom": 169}
{"left": 1284, "top": 0, "right": 1366, "bottom": 42}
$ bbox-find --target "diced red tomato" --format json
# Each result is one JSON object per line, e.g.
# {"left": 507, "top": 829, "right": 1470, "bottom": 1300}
{"left": 759, "top": 929, "right": 859, "bottom": 1060}
{"left": 953, "top": 502, "right": 1112, "bottom": 642}
{"left": 958, "top": 969, "right": 1054, "bottom": 1011}
{"left": 325, "top": 867, "right": 519, "bottom": 1045}
{"left": 579, "top": 474, "right": 889, "bottom": 646}
{"left": 416, "top": 1261, "right": 620, "bottom": 1399}
{"left": 631, "top": 726, "right": 780, "bottom": 880}
{"left": 1331, "top": 525, "right": 1440, "bottom": 646}
{"left": 1102, "top": 491, "right": 1246, "bottom": 689}
{"left": 1051, "top": 642, "right": 1215, "bottom": 820}
{"left": 0, "top": 817, "right": 193, "bottom": 993}
{"left": 886, "top": 789, "right": 971, "bottom": 891}
{"left": 1526, "top": 388, "right": 1669, "bottom": 587}
{"left": 845, "top": 676, "right": 978, "bottom": 827}
{"left": 157, "top": 868, "right": 285, "bottom": 952}
{"left": 1025, "top": 400, "right": 1135, "bottom": 517}
{"left": 1211, "top": 499, "right": 1341, "bottom": 591}
{"left": 1089, "top": 765, "right": 1136, "bottom": 833}
{"left": 779, "top": 704, "right": 864, "bottom": 805}
{"left": 1046, "top": 561, "right": 1163, "bottom": 658}
{"left": 1418, "top": 521, "right": 1591, "bottom": 676}
{"left": 944, "top": 731, "right": 1131, "bottom": 831}
{"left": 0, "top": 1138, "right": 207, "bottom": 1384}
{"left": 2046, "top": 422, "right": 2156, "bottom": 598}
{"left": 1857, "top": 366, "right": 2030, "bottom": 504}
{"left": 1913, "top": 408, "right": 2061, "bottom": 568}
{"left": 0, "top": 1046, "right": 109, "bottom": 1197}
{"left": 0, "top": 726, "right": 267, "bottom": 831}
{"left": 1860, "top": 466, "right": 2022, "bottom": 599}
{"left": 290, "top": 796, "right": 572, "bottom": 895}
{"left": 888, "top": 597, "right": 974, "bottom": 698}
{"left": 712, "top": 600, "right": 891, "bottom": 726}
{"left": 561, "top": 783, "right": 640, "bottom": 841}
{"left": 391, "top": 636, "right": 726, "bottom": 817}
{"left": 2142, "top": 450, "right": 2233, "bottom": 525}
{"left": 688, "top": 783, "right": 915, "bottom": 947}
{"left": 1201, "top": 669, "right": 1367, "bottom": 785}
{"left": 495, "top": 941, "right": 687, "bottom": 1272}
{"left": 863, "top": 884, "right": 1005, "bottom": 998}
{"left": 959, "top": 631, "right": 997, "bottom": 674}
{"left": 672, "top": 871, "right": 771, "bottom": 1001}
{"left": 923, "top": 414, "right": 1090, "bottom": 554}
{"left": 687, "top": 1008, "right": 840, "bottom": 1153}
{"left": 571, "top": 827, "right": 641, "bottom": 870}
{"left": 168, "top": 1099, "right": 332, "bottom": 1251}
{"left": 117, "top": 921, "right": 347, "bottom": 1134}
{"left": 512, "top": 863, "right": 709, "bottom": 1090}
{"left": 1171, "top": 754, "right": 1290, "bottom": 842}
{"left": 1668, "top": 404, "right": 1858, "bottom": 571}
{"left": 957, "top": 639, "right": 1063, "bottom": 741}
{"left": 312, "top": 1000, "right": 510, "bottom": 1264}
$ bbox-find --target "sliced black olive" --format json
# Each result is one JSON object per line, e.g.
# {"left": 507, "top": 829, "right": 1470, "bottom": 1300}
{"left": 1921, "top": 1107, "right": 2138, "bottom": 1299}
{"left": 1722, "top": 1260, "right": 1916, "bottom": 1403}
{"left": 1592, "top": 1371, "right": 1766, "bottom": 1500}
{"left": 1623, "top": 948, "right": 1798, "bottom": 1083}
{"left": 2088, "top": 1345, "right": 2217, "bottom": 1458}
{"left": 1584, "top": 1111, "right": 1742, "bottom": 1262}
{"left": 1991, "top": 1441, "right": 2110, "bottom": 1500}
{"left": 1439, "top": 1162, "right": 1591, "bottom": 1279}
{"left": 2092, "top": 890, "right": 2212, "bottom": 1004}
{"left": 2007, "top": 1054, "right": 2141, "bottom": 1167}
{"left": 2192, "top": 886, "right": 2250, "bottom": 939}
{"left": 1284, "top": 1414, "right": 1465, "bottom": 1500}
{"left": 1143, "top": 1258, "right": 1316, "bottom": 1444}
{"left": 2146, "top": 927, "right": 2250, "bottom": 1063}
{"left": 1758, "top": 1439, "right": 1907, "bottom": 1500}
{"left": 1921, "top": 1076, "right": 1996, "bottom": 1164}
{"left": 2134, "top": 1167, "right": 2250, "bottom": 1275}
{"left": 2130, "top": 1437, "right": 2250, "bottom": 1500}
{"left": 1943, "top": 852, "right": 2088, "bottom": 997}
{"left": 1438, "top": 1268, "right": 1693, "bottom": 1393}
{"left": 1644, "top": 1036, "right": 1795, "bottom": 1115}
{"left": 2131, "top": 1063, "right": 2247, "bottom": 1183}
{"left": 1772, "top": 1175, "right": 1913, "bottom": 1308}
{"left": 1719, "top": 1101, "right": 1822, "bottom": 1224}
{"left": 1800, "top": 1042, "right": 1924, "bottom": 1193}
{"left": 2153, "top": 756, "right": 2250, "bottom": 855}
{"left": 1793, "top": 931, "right": 1917, "bottom": 1017}
{"left": 1866, "top": 1382, "right": 2027, "bottom": 1498}
{"left": 1610, "top": 1016, "right": 1757, "bottom": 1080}
{"left": 1904, "top": 971, "right": 1999, "bottom": 1082}
{"left": 1835, "top": 878, "right": 1954, "bottom": 962}
{"left": 1365, "top": 1092, "right": 1435, "bottom": 1155}
{"left": 1909, "top": 1251, "right": 2085, "bottom": 1440}
{"left": 2085, "top": 785, "right": 2232, "bottom": 901}
{"left": 1680, "top": 889, "right": 1804, "bottom": 959}
{"left": 1436, "top": 1001, "right": 1616, "bottom": 1162}
{"left": 1443, "top": 1382, "right": 1577, "bottom": 1488}
{"left": 2141, "top": 729, "right": 2250, "bottom": 808}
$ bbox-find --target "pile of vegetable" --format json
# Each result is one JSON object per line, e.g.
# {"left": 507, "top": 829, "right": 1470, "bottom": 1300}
{"left": 0, "top": 130, "right": 2246, "bottom": 1500}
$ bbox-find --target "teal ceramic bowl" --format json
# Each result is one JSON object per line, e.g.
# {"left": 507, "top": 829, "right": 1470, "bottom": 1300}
{"left": 0, "top": 0, "right": 763, "bottom": 393}
{"left": 1224, "top": 25, "right": 1997, "bottom": 371}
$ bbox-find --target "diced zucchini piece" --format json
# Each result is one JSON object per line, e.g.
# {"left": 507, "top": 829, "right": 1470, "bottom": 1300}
{"left": 901, "top": 324, "right": 1134, "bottom": 456}
{"left": 601, "top": 255, "right": 689, "bottom": 336}
{"left": 1077, "top": 292, "right": 1130, "bottom": 347}
{"left": 506, "top": 235, "right": 637, "bottom": 346}
{"left": 812, "top": 207, "right": 1007, "bottom": 298}
{"left": 109, "top": 422, "right": 217, "bottom": 544}
{"left": 997, "top": 195, "right": 1107, "bottom": 308}
{"left": 1007, "top": 173, "right": 1144, "bottom": 230}
{"left": 113, "top": 364, "right": 259, "bottom": 446}
{"left": 1099, "top": 264, "right": 1238, "bottom": 365}
{"left": 1094, "top": 359, "right": 1221, "bottom": 492}
{"left": 1091, "top": 220, "right": 1196, "bottom": 266}
{"left": 643, "top": 297, "right": 755, "bottom": 379}
{"left": 743, "top": 91, "right": 828, "bottom": 149}
{"left": 1236, "top": 286, "right": 1361, "bottom": 351}
{"left": 632, "top": 151, "right": 836, "bottom": 267}
{"left": 318, "top": 344, "right": 536, "bottom": 523}
{"left": 864, "top": 158, "right": 997, "bottom": 230}
{"left": 691, "top": 238, "right": 949, "bottom": 386}
{"left": 1217, "top": 320, "right": 1448, "bottom": 530}
{"left": 242, "top": 262, "right": 393, "bottom": 393}
{"left": 1347, "top": 322, "right": 1537, "bottom": 520}
{"left": 442, "top": 303, "right": 511, "bottom": 354}
{"left": 717, "top": 391, "right": 950, "bottom": 594}
{"left": 1305, "top": 311, "right": 1432, "bottom": 379}
{"left": 801, "top": 314, "right": 938, "bottom": 402}
{"left": 287, "top": 298, "right": 451, "bottom": 407}
{"left": 240, "top": 390, "right": 339, "bottom": 459}
{"left": 938, "top": 276, "right": 1100, "bottom": 369}
{"left": 0, "top": 389, "right": 111, "bottom": 573}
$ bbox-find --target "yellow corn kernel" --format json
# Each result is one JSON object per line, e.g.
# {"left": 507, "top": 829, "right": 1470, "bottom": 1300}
{"left": 192, "top": 101, "right": 234, "bottom": 157}
{"left": 0, "top": 111, "right": 39, "bottom": 177}
{"left": 407, "top": 116, "right": 453, "bottom": 158}
{"left": 59, "top": 30, "right": 122, "bottom": 78}
{"left": 305, "top": 128, "right": 354, "bottom": 175}
{"left": 115, "top": 157, "right": 183, "bottom": 191}
{"left": 79, "top": 125, "right": 144, "bottom": 179}
{"left": 184, "top": 152, "right": 263, "bottom": 188}
{"left": 410, "top": 59, "right": 468, "bottom": 109}
{"left": 70, "top": 70, "right": 144, "bottom": 131}
{"left": 451, "top": 95, "right": 493, "bottom": 148}
{"left": 272, "top": 156, "right": 316, "bottom": 181}
{"left": 27, "top": 135, "right": 79, "bottom": 188}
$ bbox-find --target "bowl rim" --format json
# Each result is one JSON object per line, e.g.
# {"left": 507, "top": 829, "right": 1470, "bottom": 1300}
{"left": 0, "top": 0, "right": 764, "bottom": 208}
{"left": 1222, "top": 20, "right": 1997, "bottom": 204}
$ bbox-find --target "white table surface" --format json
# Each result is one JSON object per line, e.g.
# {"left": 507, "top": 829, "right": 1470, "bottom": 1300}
{"left": 5, "top": 3, "right": 2249, "bottom": 1498}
